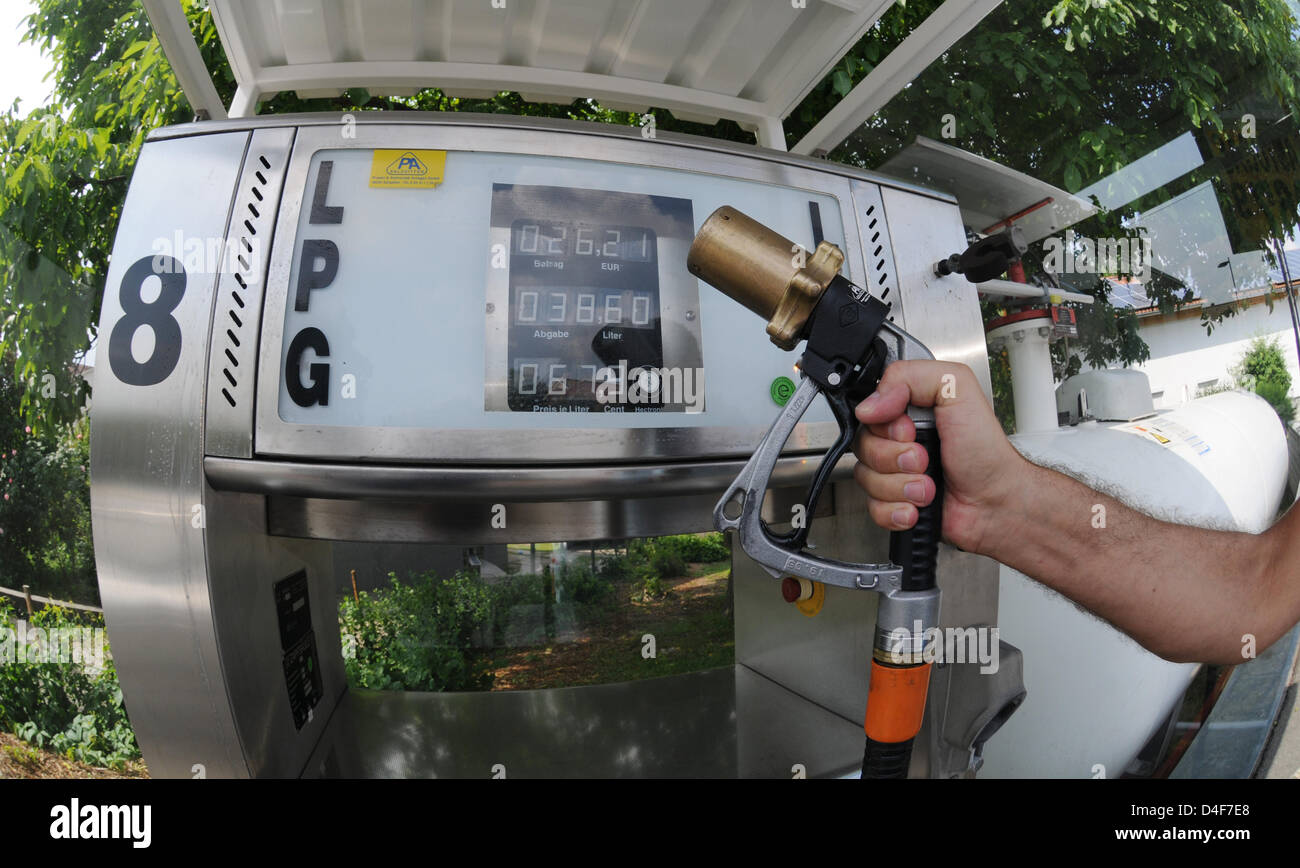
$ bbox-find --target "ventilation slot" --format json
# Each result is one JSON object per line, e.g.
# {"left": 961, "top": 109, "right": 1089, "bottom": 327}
{"left": 865, "top": 204, "right": 895, "bottom": 320}
{"left": 217, "top": 151, "right": 274, "bottom": 410}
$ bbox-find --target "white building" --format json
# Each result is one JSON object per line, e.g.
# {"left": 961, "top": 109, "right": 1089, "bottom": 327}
{"left": 1110, "top": 254, "right": 1300, "bottom": 411}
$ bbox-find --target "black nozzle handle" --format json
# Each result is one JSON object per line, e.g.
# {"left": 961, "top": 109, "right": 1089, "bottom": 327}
{"left": 888, "top": 422, "right": 943, "bottom": 593}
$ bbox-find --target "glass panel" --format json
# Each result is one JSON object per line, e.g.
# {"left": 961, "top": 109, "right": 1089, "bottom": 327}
{"left": 335, "top": 532, "right": 735, "bottom": 692}
{"left": 817, "top": 0, "right": 1300, "bottom": 420}
{"left": 829, "top": 2, "right": 1299, "bottom": 299}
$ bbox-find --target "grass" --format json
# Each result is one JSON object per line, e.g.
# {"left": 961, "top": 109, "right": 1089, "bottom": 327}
{"left": 506, "top": 542, "right": 559, "bottom": 553}
{"left": 487, "top": 560, "right": 733, "bottom": 690}
{"left": 0, "top": 732, "right": 148, "bottom": 780}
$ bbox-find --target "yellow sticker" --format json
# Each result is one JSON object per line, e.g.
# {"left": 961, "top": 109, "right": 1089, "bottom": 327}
{"left": 1124, "top": 423, "right": 1171, "bottom": 445}
{"left": 368, "top": 149, "right": 446, "bottom": 189}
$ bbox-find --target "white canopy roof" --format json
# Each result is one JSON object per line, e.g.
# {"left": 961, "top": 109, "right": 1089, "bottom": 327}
{"left": 879, "top": 136, "right": 1097, "bottom": 243}
{"left": 145, "top": 0, "right": 893, "bottom": 147}
{"left": 142, "top": 0, "right": 1000, "bottom": 151}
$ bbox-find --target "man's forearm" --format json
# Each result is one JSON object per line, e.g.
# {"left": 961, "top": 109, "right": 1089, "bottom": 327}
{"left": 980, "top": 459, "right": 1293, "bottom": 665}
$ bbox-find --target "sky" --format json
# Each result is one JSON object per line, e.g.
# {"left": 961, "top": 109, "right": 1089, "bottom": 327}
{"left": 0, "top": 1, "right": 54, "bottom": 113}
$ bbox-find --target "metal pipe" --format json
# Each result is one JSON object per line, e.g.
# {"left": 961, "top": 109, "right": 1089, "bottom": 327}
{"left": 977, "top": 278, "right": 1094, "bottom": 305}
{"left": 988, "top": 316, "right": 1060, "bottom": 433}
{"left": 1274, "top": 239, "right": 1300, "bottom": 375}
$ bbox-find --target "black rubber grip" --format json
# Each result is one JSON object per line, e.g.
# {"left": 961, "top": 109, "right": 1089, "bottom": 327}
{"left": 888, "top": 423, "right": 943, "bottom": 592}
{"left": 861, "top": 735, "right": 914, "bottom": 779}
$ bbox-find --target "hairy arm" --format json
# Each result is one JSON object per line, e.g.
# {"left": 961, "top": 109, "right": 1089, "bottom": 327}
{"left": 853, "top": 360, "right": 1300, "bottom": 665}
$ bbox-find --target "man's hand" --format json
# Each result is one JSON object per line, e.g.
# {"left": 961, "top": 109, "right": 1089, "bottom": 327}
{"left": 851, "top": 360, "right": 1300, "bottom": 665}
{"left": 852, "top": 360, "right": 1029, "bottom": 557}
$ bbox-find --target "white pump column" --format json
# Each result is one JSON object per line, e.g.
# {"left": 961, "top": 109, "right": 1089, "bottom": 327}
{"left": 987, "top": 310, "right": 1059, "bottom": 433}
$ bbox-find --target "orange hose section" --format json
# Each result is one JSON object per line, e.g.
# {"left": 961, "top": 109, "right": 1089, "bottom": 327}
{"left": 864, "top": 660, "right": 933, "bottom": 743}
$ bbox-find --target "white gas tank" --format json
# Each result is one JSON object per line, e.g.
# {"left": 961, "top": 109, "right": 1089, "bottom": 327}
{"left": 980, "top": 389, "right": 1287, "bottom": 777}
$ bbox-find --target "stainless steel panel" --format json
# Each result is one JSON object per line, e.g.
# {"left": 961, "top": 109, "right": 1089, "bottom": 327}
{"left": 302, "top": 665, "right": 863, "bottom": 778}
{"left": 850, "top": 180, "right": 902, "bottom": 314}
{"left": 204, "top": 453, "right": 856, "bottom": 502}
{"left": 264, "top": 483, "right": 831, "bottom": 544}
{"left": 879, "top": 182, "right": 1001, "bottom": 645}
{"left": 147, "top": 111, "right": 961, "bottom": 208}
{"left": 734, "top": 480, "right": 885, "bottom": 727}
{"left": 203, "top": 489, "right": 345, "bottom": 777}
{"left": 253, "top": 122, "right": 866, "bottom": 463}
{"left": 204, "top": 127, "right": 296, "bottom": 458}
{"left": 879, "top": 184, "right": 996, "bottom": 401}
{"left": 89, "top": 131, "right": 250, "bottom": 778}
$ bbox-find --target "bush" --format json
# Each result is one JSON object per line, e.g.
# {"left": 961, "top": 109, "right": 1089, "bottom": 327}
{"left": 560, "top": 562, "right": 609, "bottom": 604}
{"left": 597, "top": 553, "right": 635, "bottom": 581}
{"left": 1255, "top": 378, "right": 1295, "bottom": 423}
{"left": 655, "top": 533, "right": 729, "bottom": 563}
{"left": 489, "top": 573, "right": 544, "bottom": 645}
{"left": 0, "top": 600, "right": 139, "bottom": 768}
{"left": 594, "top": 534, "right": 727, "bottom": 588}
{"left": 1235, "top": 335, "right": 1292, "bottom": 392}
{"left": 339, "top": 569, "right": 494, "bottom": 692}
{"left": 630, "top": 570, "right": 670, "bottom": 603}
{"left": 1233, "top": 336, "right": 1295, "bottom": 423}
{"left": 649, "top": 545, "right": 686, "bottom": 579}
{"left": 0, "top": 416, "right": 96, "bottom": 603}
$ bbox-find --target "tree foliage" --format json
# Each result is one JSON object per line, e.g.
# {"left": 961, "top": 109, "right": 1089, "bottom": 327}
{"left": 338, "top": 570, "right": 494, "bottom": 692}
{"left": 3, "top": 0, "right": 1299, "bottom": 429}
{"left": 0, "top": 358, "right": 94, "bottom": 601}
{"left": 1234, "top": 334, "right": 1295, "bottom": 421}
{"left": 795, "top": 0, "right": 1300, "bottom": 388}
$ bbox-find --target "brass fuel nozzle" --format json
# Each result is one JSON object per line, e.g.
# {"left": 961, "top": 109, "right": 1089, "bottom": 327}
{"left": 686, "top": 206, "right": 844, "bottom": 350}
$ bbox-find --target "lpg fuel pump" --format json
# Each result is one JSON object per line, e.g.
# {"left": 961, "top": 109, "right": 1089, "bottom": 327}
{"left": 687, "top": 207, "right": 943, "bottom": 779}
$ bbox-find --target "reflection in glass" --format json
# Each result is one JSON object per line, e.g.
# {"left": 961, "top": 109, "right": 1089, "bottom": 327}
{"left": 335, "top": 533, "right": 734, "bottom": 694}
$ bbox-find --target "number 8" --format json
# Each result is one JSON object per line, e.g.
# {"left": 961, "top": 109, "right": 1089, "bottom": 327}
{"left": 107, "top": 255, "right": 187, "bottom": 386}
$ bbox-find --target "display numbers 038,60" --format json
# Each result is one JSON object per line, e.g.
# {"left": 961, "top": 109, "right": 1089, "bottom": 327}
{"left": 515, "top": 288, "right": 652, "bottom": 327}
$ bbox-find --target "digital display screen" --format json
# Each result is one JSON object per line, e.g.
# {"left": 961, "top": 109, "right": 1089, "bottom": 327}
{"left": 492, "top": 184, "right": 695, "bottom": 413}
{"left": 512, "top": 220, "right": 654, "bottom": 262}
{"left": 513, "top": 286, "right": 657, "bottom": 328}
{"left": 260, "top": 143, "right": 850, "bottom": 452}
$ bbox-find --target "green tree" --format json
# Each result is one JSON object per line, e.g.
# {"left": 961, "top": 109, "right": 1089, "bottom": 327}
{"left": 1234, "top": 334, "right": 1295, "bottom": 421}
{"left": 0, "top": 357, "right": 94, "bottom": 601}
{"left": 4, "top": 0, "right": 1300, "bottom": 429}
{"left": 1236, "top": 334, "right": 1294, "bottom": 390}
{"left": 789, "top": 0, "right": 1300, "bottom": 413}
